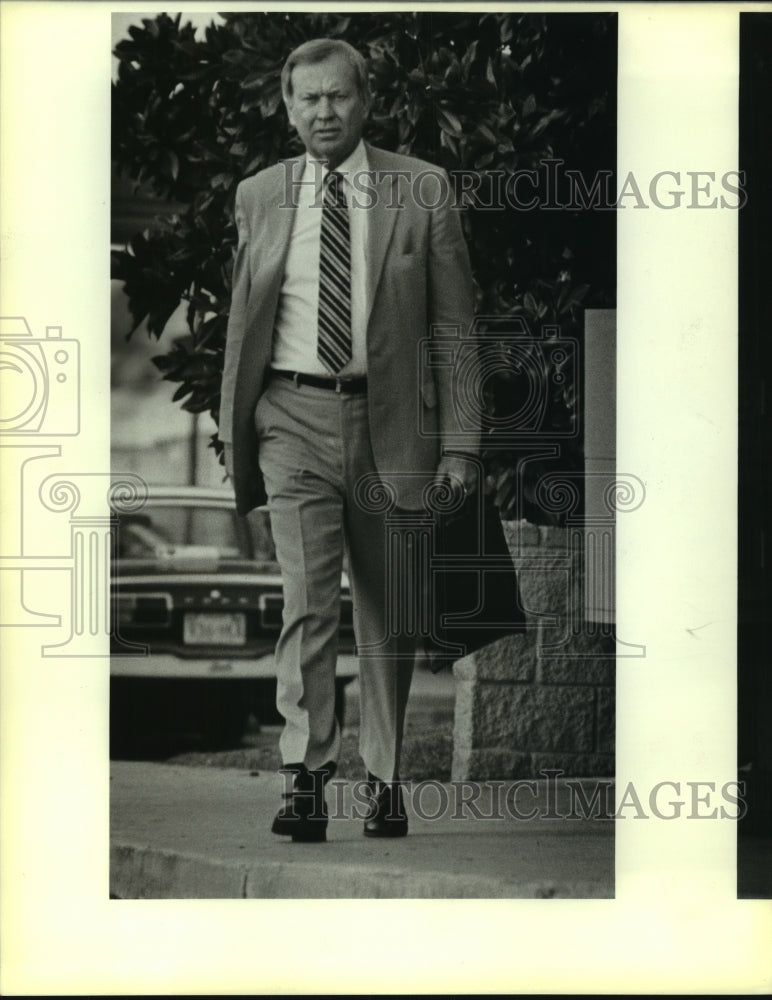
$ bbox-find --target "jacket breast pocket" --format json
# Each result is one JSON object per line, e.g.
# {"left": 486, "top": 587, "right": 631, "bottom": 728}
{"left": 393, "top": 249, "right": 418, "bottom": 267}
{"left": 393, "top": 228, "right": 426, "bottom": 259}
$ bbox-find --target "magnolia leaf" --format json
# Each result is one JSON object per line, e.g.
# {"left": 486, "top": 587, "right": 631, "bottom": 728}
{"left": 477, "top": 123, "right": 498, "bottom": 145}
{"left": 461, "top": 39, "right": 478, "bottom": 72}
{"left": 436, "top": 106, "right": 463, "bottom": 137}
{"left": 258, "top": 84, "right": 282, "bottom": 118}
{"left": 241, "top": 71, "right": 268, "bottom": 91}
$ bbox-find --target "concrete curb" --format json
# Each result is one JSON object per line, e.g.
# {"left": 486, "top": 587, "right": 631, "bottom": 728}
{"left": 111, "top": 842, "right": 613, "bottom": 899}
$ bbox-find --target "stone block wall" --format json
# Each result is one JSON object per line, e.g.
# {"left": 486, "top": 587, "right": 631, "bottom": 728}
{"left": 451, "top": 521, "right": 615, "bottom": 780}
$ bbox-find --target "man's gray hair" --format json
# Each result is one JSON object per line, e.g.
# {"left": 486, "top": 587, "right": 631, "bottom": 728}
{"left": 281, "top": 38, "right": 371, "bottom": 104}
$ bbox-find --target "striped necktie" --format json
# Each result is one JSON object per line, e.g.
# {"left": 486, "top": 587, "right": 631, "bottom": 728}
{"left": 317, "top": 170, "right": 352, "bottom": 374}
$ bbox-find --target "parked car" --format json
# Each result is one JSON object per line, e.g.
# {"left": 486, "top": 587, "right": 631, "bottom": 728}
{"left": 110, "top": 486, "right": 357, "bottom": 750}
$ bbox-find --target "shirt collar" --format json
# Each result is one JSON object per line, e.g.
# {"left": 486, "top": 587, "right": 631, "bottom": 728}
{"left": 306, "top": 139, "right": 368, "bottom": 190}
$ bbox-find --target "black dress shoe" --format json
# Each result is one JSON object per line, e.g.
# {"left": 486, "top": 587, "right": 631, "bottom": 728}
{"left": 271, "top": 762, "right": 336, "bottom": 842}
{"left": 363, "top": 771, "right": 408, "bottom": 838}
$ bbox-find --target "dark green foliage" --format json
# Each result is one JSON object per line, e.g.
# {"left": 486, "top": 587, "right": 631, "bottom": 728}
{"left": 112, "top": 12, "right": 616, "bottom": 523}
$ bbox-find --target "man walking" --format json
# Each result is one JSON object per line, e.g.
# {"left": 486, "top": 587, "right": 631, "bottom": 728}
{"left": 220, "top": 38, "right": 476, "bottom": 841}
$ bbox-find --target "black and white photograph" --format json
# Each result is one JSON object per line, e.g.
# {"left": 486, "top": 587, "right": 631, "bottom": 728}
{"left": 1, "top": 2, "right": 770, "bottom": 994}
{"left": 109, "top": 10, "right": 618, "bottom": 900}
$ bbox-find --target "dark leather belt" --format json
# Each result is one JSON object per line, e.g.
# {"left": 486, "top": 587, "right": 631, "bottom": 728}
{"left": 273, "top": 369, "right": 368, "bottom": 394}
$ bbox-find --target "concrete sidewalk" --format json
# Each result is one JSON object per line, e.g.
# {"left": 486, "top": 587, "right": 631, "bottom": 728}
{"left": 110, "top": 762, "right": 615, "bottom": 899}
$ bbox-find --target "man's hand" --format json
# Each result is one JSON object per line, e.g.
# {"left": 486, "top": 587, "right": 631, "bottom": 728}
{"left": 433, "top": 454, "right": 478, "bottom": 507}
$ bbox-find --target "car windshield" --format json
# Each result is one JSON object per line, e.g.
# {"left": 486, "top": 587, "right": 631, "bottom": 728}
{"left": 116, "top": 503, "right": 276, "bottom": 568}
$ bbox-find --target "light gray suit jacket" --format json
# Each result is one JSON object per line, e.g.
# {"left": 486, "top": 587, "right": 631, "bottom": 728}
{"left": 220, "top": 143, "right": 476, "bottom": 516}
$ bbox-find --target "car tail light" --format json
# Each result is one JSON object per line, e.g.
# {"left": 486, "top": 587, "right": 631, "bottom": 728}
{"left": 258, "top": 591, "right": 354, "bottom": 633}
{"left": 258, "top": 593, "right": 283, "bottom": 630}
{"left": 116, "top": 593, "right": 172, "bottom": 628}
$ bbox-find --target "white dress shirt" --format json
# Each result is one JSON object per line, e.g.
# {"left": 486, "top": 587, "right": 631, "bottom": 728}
{"left": 271, "top": 139, "right": 369, "bottom": 377}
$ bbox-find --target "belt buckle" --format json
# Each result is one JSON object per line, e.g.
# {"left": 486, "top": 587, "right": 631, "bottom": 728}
{"left": 334, "top": 377, "right": 343, "bottom": 394}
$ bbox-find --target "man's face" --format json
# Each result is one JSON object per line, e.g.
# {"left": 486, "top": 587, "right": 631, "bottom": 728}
{"left": 286, "top": 55, "right": 369, "bottom": 169}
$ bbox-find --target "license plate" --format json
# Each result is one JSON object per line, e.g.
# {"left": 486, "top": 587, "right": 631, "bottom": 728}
{"left": 184, "top": 612, "right": 246, "bottom": 646}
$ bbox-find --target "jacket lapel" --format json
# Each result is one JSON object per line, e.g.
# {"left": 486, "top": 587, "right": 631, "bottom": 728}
{"left": 364, "top": 144, "right": 400, "bottom": 332}
{"left": 244, "top": 157, "right": 302, "bottom": 335}
{"left": 262, "top": 156, "right": 303, "bottom": 278}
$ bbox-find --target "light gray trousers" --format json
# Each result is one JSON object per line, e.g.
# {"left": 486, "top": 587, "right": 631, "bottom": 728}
{"left": 255, "top": 375, "right": 416, "bottom": 781}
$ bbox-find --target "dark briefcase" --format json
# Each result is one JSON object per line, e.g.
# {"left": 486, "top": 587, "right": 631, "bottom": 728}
{"left": 423, "top": 493, "right": 527, "bottom": 670}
